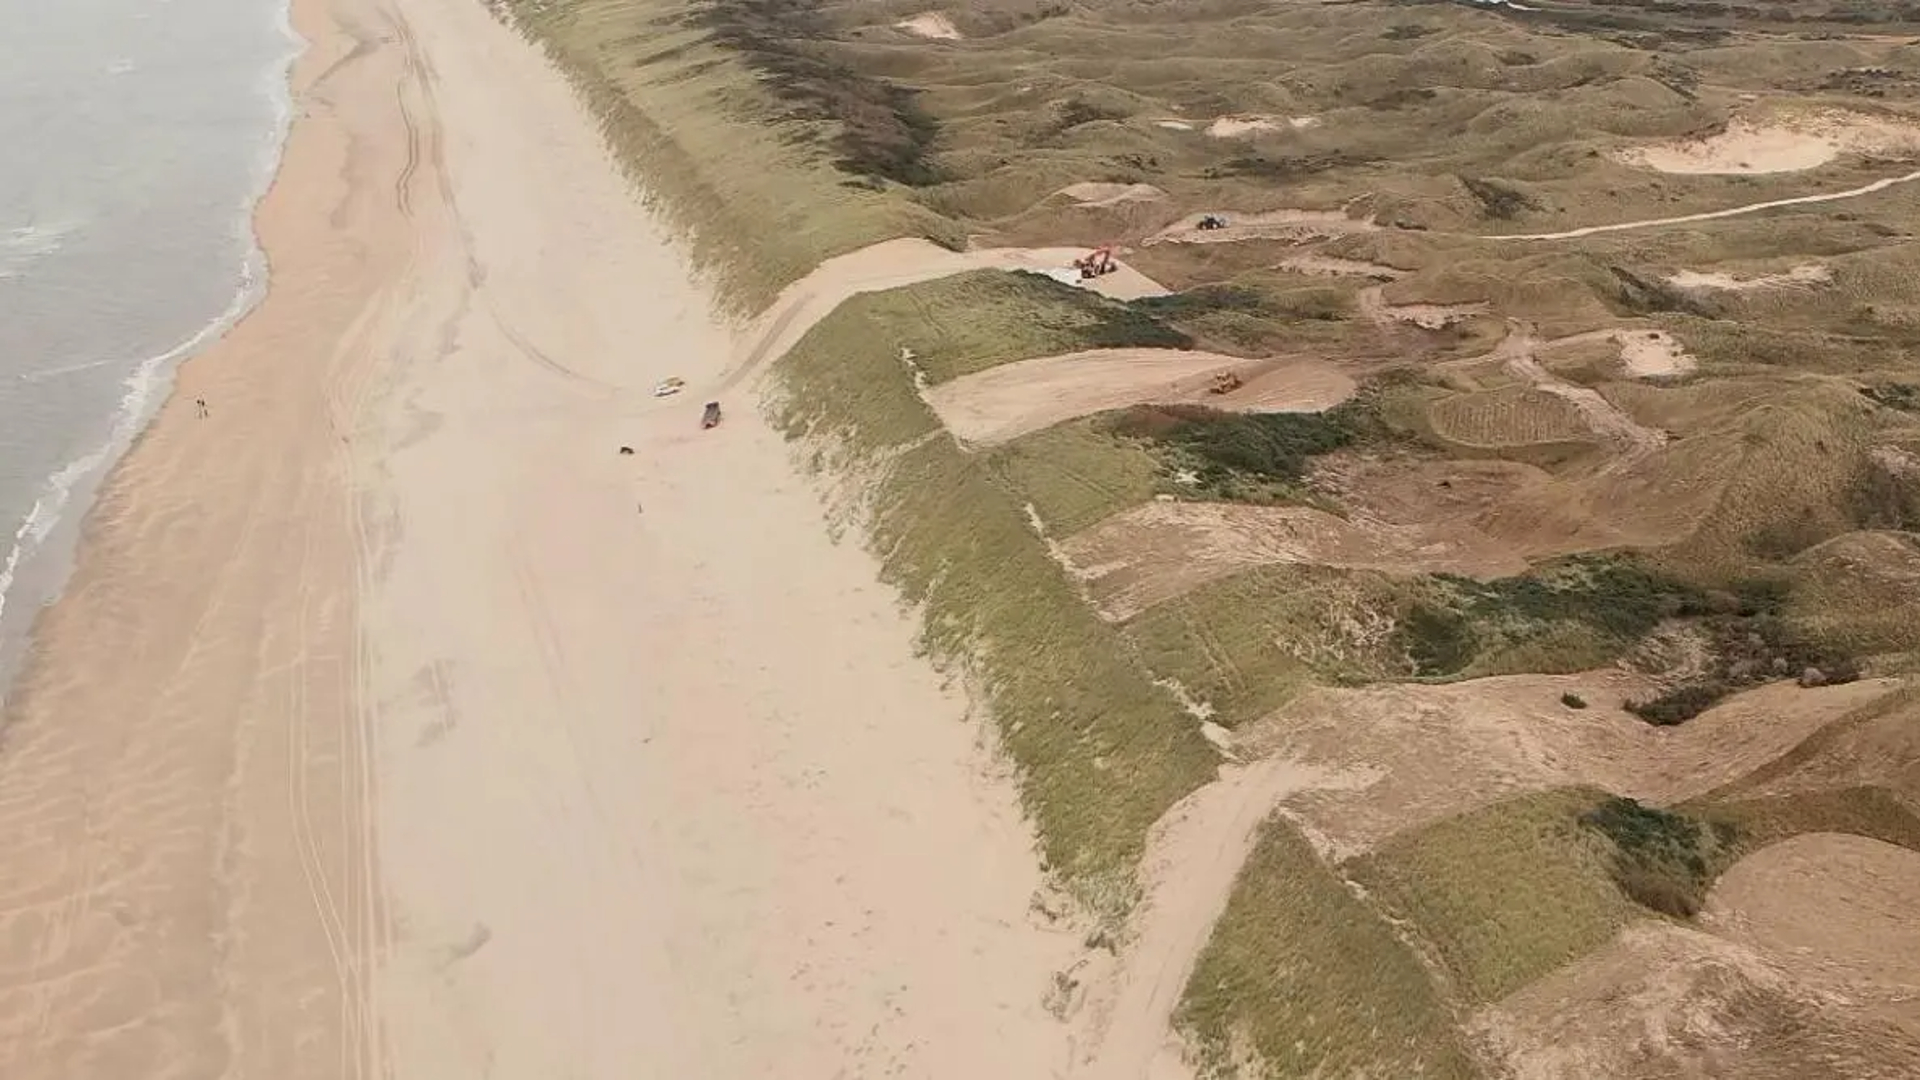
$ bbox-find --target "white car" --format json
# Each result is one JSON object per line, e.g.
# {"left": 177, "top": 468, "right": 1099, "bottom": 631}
{"left": 652, "top": 377, "right": 686, "bottom": 398}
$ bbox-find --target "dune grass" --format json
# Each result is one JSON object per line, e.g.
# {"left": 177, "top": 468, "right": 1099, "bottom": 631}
{"left": 495, "top": 0, "right": 957, "bottom": 313}
{"left": 882, "top": 270, "right": 1190, "bottom": 384}
{"left": 989, "top": 420, "right": 1163, "bottom": 536}
{"left": 502, "top": 0, "right": 1920, "bottom": 1066}
{"left": 1348, "top": 788, "right": 1640, "bottom": 1006}
{"left": 768, "top": 279, "right": 1218, "bottom": 901}
{"left": 1177, "top": 817, "right": 1477, "bottom": 1079}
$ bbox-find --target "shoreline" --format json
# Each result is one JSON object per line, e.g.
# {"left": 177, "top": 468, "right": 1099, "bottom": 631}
{"left": 0, "top": 0, "right": 1079, "bottom": 1074}
{"left": 0, "top": 0, "right": 390, "bottom": 1070}
{"left": 0, "top": 1, "right": 308, "bottom": 703}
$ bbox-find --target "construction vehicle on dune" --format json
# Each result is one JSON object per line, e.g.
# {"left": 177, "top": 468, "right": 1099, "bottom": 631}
{"left": 1073, "top": 245, "right": 1118, "bottom": 280}
{"left": 1208, "top": 371, "right": 1244, "bottom": 395}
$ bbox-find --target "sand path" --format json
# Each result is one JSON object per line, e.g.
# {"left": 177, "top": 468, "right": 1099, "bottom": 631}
{"left": 1487, "top": 166, "right": 1920, "bottom": 241}
{"left": 365, "top": 0, "right": 1081, "bottom": 1075}
{"left": 1072, "top": 759, "right": 1351, "bottom": 1080}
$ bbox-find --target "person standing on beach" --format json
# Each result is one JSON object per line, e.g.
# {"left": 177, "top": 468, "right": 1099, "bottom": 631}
{"left": 195, "top": 397, "right": 209, "bottom": 419}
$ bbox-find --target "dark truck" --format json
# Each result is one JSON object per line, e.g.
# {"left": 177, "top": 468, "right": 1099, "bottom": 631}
{"left": 701, "top": 401, "right": 722, "bottom": 429}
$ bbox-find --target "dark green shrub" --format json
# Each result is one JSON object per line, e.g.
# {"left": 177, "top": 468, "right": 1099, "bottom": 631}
{"left": 1579, "top": 796, "right": 1735, "bottom": 917}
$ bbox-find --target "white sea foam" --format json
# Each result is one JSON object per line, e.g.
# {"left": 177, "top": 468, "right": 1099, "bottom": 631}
{"left": 0, "top": 221, "right": 81, "bottom": 280}
{"left": 0, "top": 0, "right": 307, "bottom": 690}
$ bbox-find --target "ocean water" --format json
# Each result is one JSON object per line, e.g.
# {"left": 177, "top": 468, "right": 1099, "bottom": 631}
{"left": 0, "top": 0, "right": 299, "bottom": 697}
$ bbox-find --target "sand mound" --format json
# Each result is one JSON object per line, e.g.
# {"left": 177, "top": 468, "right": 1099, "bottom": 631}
{"left": 1280, "top": 255, "right": 1404, "bottom": 280}
{"left": 1240, "top": 676, "right": 1899, "bottom": 855}
{"left": 921, "top": 352, "right": 1353, "bottom": 448}
{"left": 1669, "top": 264, "right": 1831, "bottom": 291}
{"left": 1615, "top": 328, "right": 1697, "bottom": 378}
{"left": 1055, "top": 181, "right": 1167, "bottom": 207}
{"left": 1475, "top": 921, "right": 1920, "bottom": 1079}
{"left": 1062, "top": 501, "right": 1525, "bottom": 622}
{"left": 895, "top": 12, "right": 961, "bottom": 39}
{"left": 1616, "top": 112, "right": 1920, "bottom": 174}
{"left": 1705, "top": 833, "right": 1920, "bottom": 1025}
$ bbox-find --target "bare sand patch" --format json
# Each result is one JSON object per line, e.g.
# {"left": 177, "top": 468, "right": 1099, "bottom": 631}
{"left": 1057, "top": 181, "right": 1168, "bottom": 207}
{"left": 1061, "top": 500, "right": 1526, "bottom": 622}
{"left": 1669, "top": 263, "right": 1831, "bottom": 290}
{"left": 1148, "top": 209, "right": 1380, "bottom": 246}
{"left": 1207, "top": 115, "right": 1280, "bottom": 138}
{"left": 1704, "top": 833, "right": 1920, "bottom": 1031}
{"left": 922, "top": 352, "right": 1354, "bottom": 447}
{"left": 1154, "top": 119, "right": 1194, "bottom": 131}
{"left": 1473, "top": 920, "right": 1920, "bottom": 1079}
{"left": 895, "top": 12, "right": 961, "bottom": 39}
{"left": 1067, "top": 757, "right": 1367, "bottom": 1080}
{"left": 1238, "top": 676, "right": 1901, "bottom": 856}
{"left": 1615, "top": 328, "right": 1697, "bottom": 378}
{"left": 1615, "top": 112, "right": 1920, "bottom": 174}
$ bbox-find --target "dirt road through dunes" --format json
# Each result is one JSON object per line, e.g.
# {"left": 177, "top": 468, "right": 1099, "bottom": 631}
{"left": 365, "top": 0, "right": 1077, "bottom": 1076}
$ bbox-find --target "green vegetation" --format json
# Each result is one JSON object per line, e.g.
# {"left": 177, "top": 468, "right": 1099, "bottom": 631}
{"left": 1860, "top": 382, "right": 1920, "bottom": 413}
{"left": 1103, "top": 403, "right": 1365, "bottom": 504}
{"left": 1625, "top": 612, "right": 1862, "bottom": 726}
{"left": 1579, "top": 796, "right": 1738, "bottom": 917}
{"left": 1702, "top": 786, "right": 1920, "bottom": 857}
{"left": 1351, "top": 789, "right": 1638, "bottom": 1005}
{"left": 989, "top": 421, "right": 1162, "bottom": 537}
{"left": 771, "top": 281, "right": 1217, "bottom": 902}
{"left": 891, "top": 271, "right": 1191, "bottom": 385}
{"left": 1458, "top": 176, "right": 1539, "bottom": 221}
{"left": 1126, "top": 566, "right": 1416, "bottom": 728}
{"left": 496, "top": 0, "right": 954, "bottom": 311}
{"left": 1179, "top": 819, "right": 1475, "bottom": 1079}
{"left": 689, "top": 0, "right": 944, "bottom": 185}
{"left": 1393, "top": 555, "right": 1709, "bottom": 678}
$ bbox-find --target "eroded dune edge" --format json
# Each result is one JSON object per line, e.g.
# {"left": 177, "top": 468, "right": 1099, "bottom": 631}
{"left": 8, "top": 0, "right": 1920, "bottom": 1077}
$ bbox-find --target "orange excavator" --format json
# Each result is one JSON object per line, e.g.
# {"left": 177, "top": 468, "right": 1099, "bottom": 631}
{"left": 1208, "top": 371, "right": 1244, "bottom": 395}
{"left": 1072, "top": 245, "right": 1118, "bottom": 280}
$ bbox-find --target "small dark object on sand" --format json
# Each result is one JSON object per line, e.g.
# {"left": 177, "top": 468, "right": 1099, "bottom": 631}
{"left": 702, "top": 401, "right": 722, "bottom": 429}
{"left": 618, "top": 446, "right": 635, "bottom": 455}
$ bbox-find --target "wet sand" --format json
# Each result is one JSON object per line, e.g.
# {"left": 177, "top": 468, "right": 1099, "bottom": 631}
{"left": 0, "top": 0, "right": 1077, "bottom": 1075}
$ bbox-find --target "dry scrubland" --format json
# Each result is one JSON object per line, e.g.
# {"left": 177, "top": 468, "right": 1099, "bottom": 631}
{"left": 500, "top": 0, "right": 1920, "bottom": 1073}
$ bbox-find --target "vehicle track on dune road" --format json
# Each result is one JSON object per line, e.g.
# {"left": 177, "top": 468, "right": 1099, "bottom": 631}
{"left": 1484, "top": 166, "right": 1920, "bottom": 241}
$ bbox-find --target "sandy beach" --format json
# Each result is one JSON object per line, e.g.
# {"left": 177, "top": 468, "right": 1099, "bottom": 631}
{"left": 0, "top": 0, "right": 1079, "bottom": 1075}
